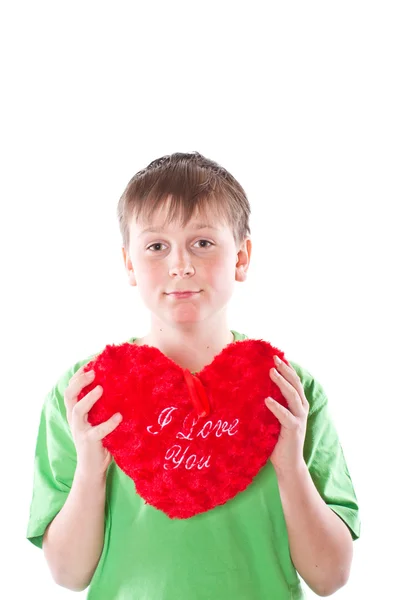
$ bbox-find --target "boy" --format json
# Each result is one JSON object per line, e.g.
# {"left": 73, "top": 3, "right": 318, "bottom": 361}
{"left": 26, "top": 151, "right": 360, "bottom": 599}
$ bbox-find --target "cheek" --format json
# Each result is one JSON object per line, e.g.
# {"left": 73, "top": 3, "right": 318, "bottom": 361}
{"left": 205, "top": 257, "right": 235, "bottom": 285}
{"left": 135, "top": 260, "right": 161, "bottom": 286}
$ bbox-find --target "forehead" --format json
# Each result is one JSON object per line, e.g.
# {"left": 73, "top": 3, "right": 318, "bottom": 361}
{"left": 131, "top": 197, "right": 228, "bottom": 233}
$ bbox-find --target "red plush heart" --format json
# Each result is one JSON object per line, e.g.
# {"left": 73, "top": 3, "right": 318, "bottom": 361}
{"left": 78, "top": 338, "right": 289, "bottom": 518}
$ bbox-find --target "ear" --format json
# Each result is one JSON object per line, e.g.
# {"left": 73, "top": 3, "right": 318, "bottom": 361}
{"left": 235, "top": 237, "right": 252, "bottom": 283}
{"left": 121, "top": 246, "right": 137, "bottom": 287}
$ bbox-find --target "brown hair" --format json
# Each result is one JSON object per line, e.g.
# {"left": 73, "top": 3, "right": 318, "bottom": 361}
{"left": 117, "top": 151, "right": 251, "bottom": 249}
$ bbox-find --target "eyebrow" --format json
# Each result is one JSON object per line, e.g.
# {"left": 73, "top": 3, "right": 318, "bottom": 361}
{"left": 139, "top": 223, "right": 219, "bottom": 236}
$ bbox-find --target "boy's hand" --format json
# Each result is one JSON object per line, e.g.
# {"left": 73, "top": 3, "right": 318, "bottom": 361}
{"left": 265, "top": 356, "right": 309, "bottom": 475}
{"left": 64, "top": 365, "right": 123, "bottom": 478}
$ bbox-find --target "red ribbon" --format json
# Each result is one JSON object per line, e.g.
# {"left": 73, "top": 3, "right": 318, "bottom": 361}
{"left": 182, "top": 369, "right": 210, "bottom": 418}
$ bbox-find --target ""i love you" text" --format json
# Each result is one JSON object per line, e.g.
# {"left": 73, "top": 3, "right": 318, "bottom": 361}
{"left": 146, "top": 406, "right": 240, "bottom": 471}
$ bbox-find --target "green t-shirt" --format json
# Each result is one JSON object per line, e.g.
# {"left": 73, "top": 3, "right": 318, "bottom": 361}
{"left": 26, "top": 330, "right": 360, "bottom": 599}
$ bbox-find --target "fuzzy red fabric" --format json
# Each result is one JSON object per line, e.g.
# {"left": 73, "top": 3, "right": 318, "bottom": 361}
{"left": 78, "top": 338, "right": 289, "bottom": 518}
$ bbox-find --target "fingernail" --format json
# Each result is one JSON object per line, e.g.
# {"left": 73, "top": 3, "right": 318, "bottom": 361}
{"left": 274, "top": 355, "right": 281, "bottom": 365}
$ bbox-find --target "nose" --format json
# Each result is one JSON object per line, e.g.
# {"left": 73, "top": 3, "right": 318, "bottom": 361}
{"left": 168, "top": 249, "right": 195, "bottom": 278}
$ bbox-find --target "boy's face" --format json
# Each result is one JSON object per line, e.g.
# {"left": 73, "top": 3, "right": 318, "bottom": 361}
{"left": 122, "top": 199, "right": 251, "bottom": 327}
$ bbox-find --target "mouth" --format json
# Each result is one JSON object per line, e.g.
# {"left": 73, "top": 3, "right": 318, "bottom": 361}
{"left": 166, "top": 291, "right": 200, "bottom": 298}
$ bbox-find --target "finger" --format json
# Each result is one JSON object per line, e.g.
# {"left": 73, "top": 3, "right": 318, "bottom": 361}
{"left": 273, "top": 356, "right": 309, "bottom": 409}
{"left": 71, "top": 385, "right": 103, "bottom": 424}
{"left": 90, "top": 412, "right": 123, "bottom": 441}
{"left": 270, "top": 368, "right": 304, "bottom": 418}
{"left": 70, "top": 363, "right": 93, "bottom": 382}
{"left": 64, "top": 369, "right": 96, "bottom": 409}
{"left": 265, "top": 397, "right": 297, "bottom": 428}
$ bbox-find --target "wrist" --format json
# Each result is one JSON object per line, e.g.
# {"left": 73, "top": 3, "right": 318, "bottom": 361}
{"left": 74, "top": 465, "right": 108, "bottom": 487}
{"left": 272, "top": 458, "right": 308, "bottom": 483}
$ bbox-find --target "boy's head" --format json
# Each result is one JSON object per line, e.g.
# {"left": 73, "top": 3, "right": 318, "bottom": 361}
{"left": 118, "top": 151, "right": 252, "bottom": 327}
{"left": 118, "top": 151, "right": 251, "bottom": 251}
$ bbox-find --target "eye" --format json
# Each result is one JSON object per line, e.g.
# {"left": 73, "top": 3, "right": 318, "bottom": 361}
{"left": 146, "top": 240, "right": 214, "bottom": 252}
{"left": 147, "top": 243, "right": 166, "bottom": 252}
{"left": 195, "top": 240, "right": 213, "bottom": 249}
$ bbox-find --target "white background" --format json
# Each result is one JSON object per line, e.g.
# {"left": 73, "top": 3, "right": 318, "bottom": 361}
{"left": 1, "top": 1, "right": 399, "bottom": 598}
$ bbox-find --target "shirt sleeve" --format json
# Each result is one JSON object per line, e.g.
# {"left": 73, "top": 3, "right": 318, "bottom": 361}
{"left": 26, "top": 364, "right": 81, "bottom": 549}
{"left": 290, "top": 361, "right": 361, "bottom": 542}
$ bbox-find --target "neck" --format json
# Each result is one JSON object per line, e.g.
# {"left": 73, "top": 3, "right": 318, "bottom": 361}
{"left": 136, "top": 316, "right": 234, "bottom": 373}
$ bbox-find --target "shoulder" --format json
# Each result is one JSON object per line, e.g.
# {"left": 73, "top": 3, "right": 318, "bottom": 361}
{"left": 287, "top": 359, "right": 329, "bottom": 416}
{"left": 49, "top": 336, "right": 137, "bottom": 411}
{"left": 55, "top": 349, "right": 99, "bottom": 394}
{"left": 41, "top": 350, "right": 100, "bottom": 424}
{"left": 238, "top": 334, "right": 329, "bottom": 417}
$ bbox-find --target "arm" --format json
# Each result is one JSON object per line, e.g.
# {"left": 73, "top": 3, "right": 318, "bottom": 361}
{"left": 267, "top": 357, "right": 357, "bottom": 596}
{"left": 43, "top": 468, "right": 107, "bottom": 592}
{"left": 276, "top": 460, "right": 353, "bottom": 597}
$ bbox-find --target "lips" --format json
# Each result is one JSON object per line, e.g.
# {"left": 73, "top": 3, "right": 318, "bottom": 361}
{"left": 167, "top": 291, "right": 199, "bottom": 298}
{"left": 168, "top": 291, "right": 199, "bottom": 298}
